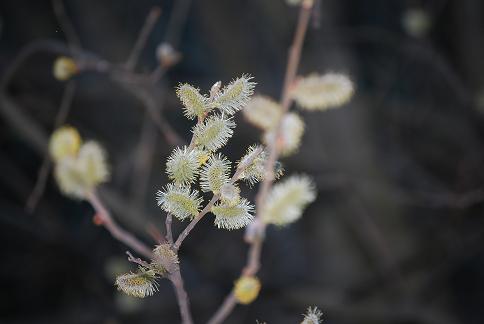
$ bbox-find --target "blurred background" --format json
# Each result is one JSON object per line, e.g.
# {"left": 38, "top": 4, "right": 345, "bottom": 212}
{"left": 1, "top": 0, "right": 484, "bottom": 323}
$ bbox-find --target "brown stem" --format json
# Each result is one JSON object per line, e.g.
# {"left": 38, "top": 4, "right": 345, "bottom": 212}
{"left": 166, "top": 213, "right": 174, "bottom": 245}
{"left": 206, "top": 2, "right": 313, "bottom": 323}
{"left": 173, "top": 194, "right": 219, "bottom": 251}
{"left": 207, "top": 293, "right": 236, "bottom": 324}
{"left": 86, "top": 190, "right": 153, "bottom": 259}
{"left": 170, "top": 270, "right": 194, "bottom": 324}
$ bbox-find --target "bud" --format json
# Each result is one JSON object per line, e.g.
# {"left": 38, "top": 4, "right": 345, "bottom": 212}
{"left": 152, "top": 244, "right": 179, "bottom": 274}
{"left": 53, "top": 56, "right": 78, "bottom": 81}
{"left": 156, "top": 42, "right": 181, "bottom": 68}
{"left": 234, "top": 276, "right": 261, "bottom": 304}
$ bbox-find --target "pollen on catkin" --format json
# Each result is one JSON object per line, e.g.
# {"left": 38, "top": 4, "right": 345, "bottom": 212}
{"left": 115, "top": 269, "right": 159, "bottom": 298}
{"left": 301, "top": 306, "right": 323, "bottom": 324}
{"left": 243, "top": 95, "right": 282, "bottom": 131}
{"left": 166, "top": 146, "right": 201, "bottom": 185}
{"left": 213, "top": 74, "right": 256, "bottom": 115}
{"left": 176, "top": 83, "right": 210, "bottom": 119}
{"left": 193, "top": 114, "right": 235, "bottom": 152}
{"left": 156, "top": 184, "right": 203, "bottom": 220}
{"left": 49, "top": 126, "right": 81, "bottom": 162}
{"left": 264, "top": 112, "right": 305, "bottom": 156}
{"left": 53, "top": 56, "right": 78, "bottom": 81}
{"left": 262, "top": 175, "right": 316, "bottom": 226}
{"left": 234, "top": 276, "right": 261, "bottom": 304}
{"left": 199, "top": 153, "right": 231, "bottom": 193}
{"left": 292, "top": 73, "right": 354, "bottom": 111}
{"left": 212, "top": 198, "right": 254, "bottom": 230}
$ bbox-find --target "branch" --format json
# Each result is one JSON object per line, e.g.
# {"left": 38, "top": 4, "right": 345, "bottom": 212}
{"left": 170, "top": 270, "right": 194, "bottom": 324}
{"left": 86, "top": 190, "right": 153, "bottom": 259}
{"left": 207, "top": 2, "right": 314, "bottom": 323}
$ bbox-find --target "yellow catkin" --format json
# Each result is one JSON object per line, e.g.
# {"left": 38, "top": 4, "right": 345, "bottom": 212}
{"left": 234, "top": 276, "right": 261, "bottom": 304}
{"left": 53, "top": 56, "right": 78, "bottom": 81}
{"left": 49, "top": 126, "right": 81, "bottom": 162}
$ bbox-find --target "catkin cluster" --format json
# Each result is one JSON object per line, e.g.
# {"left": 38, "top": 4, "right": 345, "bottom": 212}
{"left": 49, "top": 126, "right": 109, "bottom": 199}
{"left": 156, "top": 75, "right": 276, "bottom": 231}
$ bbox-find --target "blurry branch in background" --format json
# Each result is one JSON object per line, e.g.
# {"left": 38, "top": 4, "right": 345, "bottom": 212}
{"left": 25, "top": 1, "right": 81, "bottom": 213}
{"left": 25, "top": 81, "right": 76, "bottom": 212}
{"left": 51, "top": 0, "right": 81, "bottom": 51}
{"left": 87, "top": 190, "right": 153, "bottom": 259}
{"left": 0, "top": 0, "right": 190, "bottom": 214}
{"left": 125, "top": 6, "right": 162, "bottom": 71}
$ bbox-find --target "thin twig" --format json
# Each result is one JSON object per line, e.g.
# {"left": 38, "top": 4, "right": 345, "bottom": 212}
{"left": 173, "top": 194, "right": 219, "bottom": 251}
{"left": 125, "top": 7, "right": 162, "bottom": 70}
{"left": 126, "top": 251, "right": 152, "bottom": 268}
{"left": 87, "top": 190, "right": 153, "bottom": 259}
{"left": 166, "top": 213, "right": 174, "bottom": 245}
{"left": 207, "top": 2, "right": 314, "bottom": 323}
{"left": 170, "top": 269, "right": 194, "bottom": 324}
{"left": 26, "top": 81, "right": 76, "bottom": 212}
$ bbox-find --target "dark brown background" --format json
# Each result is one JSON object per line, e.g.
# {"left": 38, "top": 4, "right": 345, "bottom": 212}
{"left": 1, "top": 0, "right": 484, "bottom": 323}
